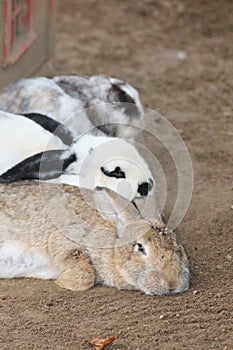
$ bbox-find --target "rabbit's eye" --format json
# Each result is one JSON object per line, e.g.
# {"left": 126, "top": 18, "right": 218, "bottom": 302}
{"left": 135, "top": 243, "right": 147, "bottom": 255}
{"left": 101, "top": 166, "right": 126, "bottom": 179}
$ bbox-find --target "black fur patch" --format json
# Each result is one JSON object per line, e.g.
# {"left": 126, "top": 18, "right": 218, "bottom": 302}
{"left": 109, "top": 84, "right": 141, "bottom": 119}
{"left": 101, "top": 166, "right": 126, "bottom": 179}
{"left": 97, "top": 124, "right": 118, "bottom": 137}
{"left": 111, "top": 84, "right": 136, "bottom": 104}
{"left": 23, "top": 113, "right": 74, "bottom": 146}
{"left": 137, "top": 182, "right": 149, "bottom": 196}
{"left": 0, "top": 151, "right": 77, "bottom": 183}
{"left": 138, "top": 178, "right": 153, "bottom": 196}
{"left": 55, "top": 76, "right": 89, "bottom": 100}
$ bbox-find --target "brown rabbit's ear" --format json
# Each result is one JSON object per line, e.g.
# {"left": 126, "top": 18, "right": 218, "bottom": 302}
{"left": 133, "top": 195, "right": 162, "bottom": 226}
{"left": 94, "top": 187, "right": 140, "bottom": 228}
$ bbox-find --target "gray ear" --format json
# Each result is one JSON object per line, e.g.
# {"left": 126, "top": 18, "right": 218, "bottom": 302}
{"left": 53, "top": 75, "right": 91, "bottom": 100}
{"left": 0, "top": 150, "right": 76, "bottom": 183}
{"left": 93, "top": 186, "right": 140, "bottom": 228}
{"left": 22, "top": 113, "right": 75, "bottom": 146}
{"left": 108, "top": 83, "right": 136, "bottom": 104}
{"left": 108, "top": 83, "right": 141, "bottom": 119}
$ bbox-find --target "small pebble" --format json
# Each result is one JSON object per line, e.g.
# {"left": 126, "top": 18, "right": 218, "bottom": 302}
{"left": 177, "top": 51, "right": 187, "bottom": 60}
{"left": 223, "top": 111, "right": 232, "bottom": 117}
{"left": 193, "top": 290, "right": 199, "bottom": 295}
{"left": 159, "top": 315, "right": 164, "bottom": 320}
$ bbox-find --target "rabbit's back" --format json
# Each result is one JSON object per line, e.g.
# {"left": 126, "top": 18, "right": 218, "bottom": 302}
{"left": 0, "top": 77, "right": 82, "bottom": 117}
{"left": 0, "top": 182, "right": 98, "bottom": 280}
{"left": 0, "top": 75, "right": 144, "bottom": 138}
{"left": 0, "top": 111, "right": 66, "bottom": 175}
{"left": 0, "top": 182, "right": 114, "bottom": 245}
{"left": 0, "top": 78, "right": 91, "bottom": 135}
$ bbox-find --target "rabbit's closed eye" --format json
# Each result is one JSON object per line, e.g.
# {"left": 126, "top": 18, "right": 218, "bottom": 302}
{"left": 101, "top": 166, "right": 126, "bottom": 179}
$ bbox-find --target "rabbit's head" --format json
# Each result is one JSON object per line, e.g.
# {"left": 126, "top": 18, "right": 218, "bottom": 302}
{"left": 54, "top": 74, "right": 144, "bottom": 138}
{"left": 115, "top": 226, "right": 190, "bottom": 295}
{"left": 88, "top": 75, "right": 144, "bottom": 138}
{"left": 94, "top": 188, "right": 190, "bottom": 295}
{"left": 68, "top": 135, "right": 154, "bottom": 201}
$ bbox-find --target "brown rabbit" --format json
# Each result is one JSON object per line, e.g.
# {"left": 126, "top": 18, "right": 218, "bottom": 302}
{"left": 0, "top": 182, "right": 190, "bottom": 295}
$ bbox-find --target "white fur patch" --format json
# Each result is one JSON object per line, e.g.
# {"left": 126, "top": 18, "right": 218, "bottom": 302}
{"left": 0, "top": 111, "right": 66, "bottom": 175}
{"left": 68, "top": 135, "right": 154, "bottom": 200}
{"left": 0, "top": 241, "right": 58, "bottom": 279}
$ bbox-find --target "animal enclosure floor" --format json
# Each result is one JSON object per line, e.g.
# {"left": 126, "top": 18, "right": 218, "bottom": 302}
{"left": 0, "top": 1, "right": 232, "bottom": 349}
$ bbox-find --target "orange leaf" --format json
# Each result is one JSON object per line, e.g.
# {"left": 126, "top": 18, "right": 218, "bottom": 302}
{"left": 86, "top": 336, "right": 116, "bottom": 350}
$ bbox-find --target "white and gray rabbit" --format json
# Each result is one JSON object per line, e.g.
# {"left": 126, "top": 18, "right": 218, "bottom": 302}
{"left": 0, "top": 111, "right": 154, "bottom": 201}
{"left": 0, "top": 74, "right": 144, "bottom": 138}
{"left": 0, "top": 182, "right": 190, "bottom": 295}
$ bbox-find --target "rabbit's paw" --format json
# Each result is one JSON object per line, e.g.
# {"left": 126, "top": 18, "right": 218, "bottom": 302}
{"left": 55, "top": 249, "right": 95, "bottom": 291}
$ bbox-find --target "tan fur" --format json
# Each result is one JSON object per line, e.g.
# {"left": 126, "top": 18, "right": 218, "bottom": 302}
{"left": 0, "top": 182, "right": 190, "bottom": 295}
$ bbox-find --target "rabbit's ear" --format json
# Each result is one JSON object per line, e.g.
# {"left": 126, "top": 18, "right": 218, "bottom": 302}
{"left": 93, "top": 186, "right": 140, "bottom": 228}
{"left": 22, "top": 113, "right": 75, "bottom": 146}
{"left": 133, "top": 195, "right": 163, "bottom": 226}
{"left": 0, "top": 150, "right": 76, "bottom": 183}
{"left": 53, "top": 75, "right": 90, "bottom": 99}
{"left": 108, "top": 83, "right": 136, "bottom": 104}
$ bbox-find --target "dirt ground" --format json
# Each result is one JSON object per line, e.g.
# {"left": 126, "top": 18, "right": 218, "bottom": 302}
{"left": 0, "top": 1, "right": 233, "bottom": 349}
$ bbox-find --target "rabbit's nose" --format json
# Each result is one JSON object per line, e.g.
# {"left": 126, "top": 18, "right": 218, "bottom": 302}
{"left": 167, "top": 277, "right": 179, "bottom": 290}
{"left": 138, "top": 182, "right": 148, "bottom": 196}
{"left": 137, "top": 178, "right": 154, "bottom": 196}
{"left": 168, "top": 287, "right": 177, "bottom": 294}
{"left": 162, "top": 268, "right": 179, "bottom": 293}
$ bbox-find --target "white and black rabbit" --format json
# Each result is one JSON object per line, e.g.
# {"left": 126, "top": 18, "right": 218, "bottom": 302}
{"left": 0, "top": 74, "right": 144, "bottom": 138}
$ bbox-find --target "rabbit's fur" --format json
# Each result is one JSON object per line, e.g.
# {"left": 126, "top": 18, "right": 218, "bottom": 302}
{"left": 0, "top": 111, "right": 154, "bottom": 201}
{"left": 0, "top": 112, "right": 67, "bottom": 175}
{"left": 0, "top": 75, "right": 144, "bottom": 138}
{"left": 0, "top": 182, "right": 190, "bottom": 295}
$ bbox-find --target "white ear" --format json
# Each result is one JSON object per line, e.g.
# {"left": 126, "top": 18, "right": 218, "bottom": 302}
{"left": 93, "top": 187, "right": 140, "bottom": 228}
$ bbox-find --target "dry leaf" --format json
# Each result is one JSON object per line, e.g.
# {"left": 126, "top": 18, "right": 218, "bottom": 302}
{"left": 86, "top": 336, "right": 116, "bottom": 349}
{"left": 0, "top": 295, "right": 6, "bottom": 303}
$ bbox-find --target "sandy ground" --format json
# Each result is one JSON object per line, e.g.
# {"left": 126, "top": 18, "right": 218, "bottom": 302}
{"left": 0, "top": 1, "right": 232, "bottom": 349}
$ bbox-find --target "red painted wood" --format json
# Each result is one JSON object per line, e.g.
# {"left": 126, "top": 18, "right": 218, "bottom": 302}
{"left": 2, "top": 0, "right": 11, "bottom": 66}
{"left": 1, "top": 0, "right": 37, "bottom": 67}
{"left": 50, "top": 0, "right": 56, "bottom": 26}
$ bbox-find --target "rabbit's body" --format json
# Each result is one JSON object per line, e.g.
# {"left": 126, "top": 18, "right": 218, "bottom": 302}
{"left": 0, "top": 75, "right": 144, "bottom": 138}
{"left": 0, "top": 111, "right": 154, "bottom": 201}
{"left": 0, "top": 111, "right": 67, "bottom": 175}
{"left": 0, "top": 182, "right": 190, "bottom": 295}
